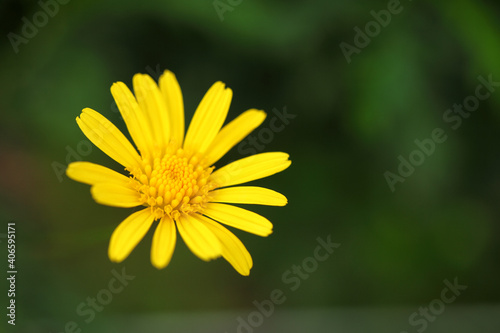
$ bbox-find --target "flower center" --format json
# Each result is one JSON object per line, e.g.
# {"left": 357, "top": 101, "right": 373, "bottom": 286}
{"left": 131, "top": 146, "right": 215, "bottom": 220}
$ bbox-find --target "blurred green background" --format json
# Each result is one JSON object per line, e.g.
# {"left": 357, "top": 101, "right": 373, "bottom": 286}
{"left": 1, "top": 0, "right": 500, "bottom": 332}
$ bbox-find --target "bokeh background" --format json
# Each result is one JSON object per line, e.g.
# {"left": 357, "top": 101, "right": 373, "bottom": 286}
{"left": 1, "top": 0, "right": 500, "bottom": 332}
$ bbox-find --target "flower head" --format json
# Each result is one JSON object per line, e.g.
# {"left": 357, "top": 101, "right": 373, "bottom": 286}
{"left": 66, "top": 70, "right": 290, "bottom": 275}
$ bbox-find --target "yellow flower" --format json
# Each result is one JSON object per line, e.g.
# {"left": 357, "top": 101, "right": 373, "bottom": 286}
{"left": 66, "top": 70, "right": 291, "bottom": 275}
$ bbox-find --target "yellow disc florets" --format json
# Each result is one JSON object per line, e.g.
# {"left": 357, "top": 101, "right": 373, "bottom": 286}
{"left": 130, "top": 145, "right": 215, "bottom": 220}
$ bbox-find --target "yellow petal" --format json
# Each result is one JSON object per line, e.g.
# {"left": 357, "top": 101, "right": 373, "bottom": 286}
{"left": 176, "top": 214, "right": 221, "bottom": 261}
{"left": 203, "top": 203, "right": 273, "bottom": 237}
{"left": 66, "top": 162, "right": 130, "bottom": 186}
{"left": 210, "top": 186, "right": 287, "bottom": 206}
{"left": 159, "top": 70, "right": 184, "bottom": 147}
{"left": 193, "top": 214, "right": 252, "bottom": 276}
{"left": 204, "top": 109, "right": 266, "bottom": 166}
{"left": 133, "top": 74, "right": 171, "bottom": 150}
{"left": 210, "top": 152, "right": 291, "bottom": 187}
{"left": 76, "top": 108, "right": 142, "bottom": 170}
{"left": 111, "top": 81, "right": 155, "bottom": 156}
{"left": 91, "top": 183, "right": 142, "bottom": 207}
{"left": 183, "top": 82, "right": 232, "bottom": 154}
{"left": 151, "top": 215, "right": 176, "bottom": 269}
{"left": 108, "top": 208, "right": 155, "bottom": 262}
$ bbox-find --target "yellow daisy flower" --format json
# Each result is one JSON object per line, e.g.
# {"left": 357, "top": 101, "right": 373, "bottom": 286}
{"left": 66, "top": 70, "right": 291, "bottom": 275}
